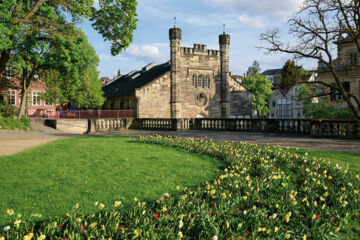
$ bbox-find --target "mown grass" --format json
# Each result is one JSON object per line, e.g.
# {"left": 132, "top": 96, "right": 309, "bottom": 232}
{"left": 0, "top": 137, "right": 223, "bottom": 226}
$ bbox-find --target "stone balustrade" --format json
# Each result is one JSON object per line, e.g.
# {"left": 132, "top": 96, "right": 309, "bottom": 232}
{"left": 95, "top": 119, "right": 127, "bottom": 131}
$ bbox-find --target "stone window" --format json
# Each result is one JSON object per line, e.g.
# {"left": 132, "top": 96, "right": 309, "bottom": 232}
{"left": 192, "top": 75, "right": 197, "bottom": 88}
{"left": 330, "top": 82, "right": 350, "bottom": 101}
{"left": 204, "top": 75, "right": 210, "bottom": 88}
{"left": 9, "top": 90, "right": 16, "bottom": 106}
{"left": 32, "top": 91, "right": 41, "bottom": 106}
{"left": 349, "top": 53, "right": 358, "bottom": 65}
{"left": 272, "top": 101, "right": 276, "bottom": 107}
{"left": 198, "top": 75, "right": 204, "bottom": 88}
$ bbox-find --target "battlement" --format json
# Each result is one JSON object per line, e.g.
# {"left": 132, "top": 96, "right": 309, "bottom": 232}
{"left": 180, "top": 45, "right": 220, "bottom": 57}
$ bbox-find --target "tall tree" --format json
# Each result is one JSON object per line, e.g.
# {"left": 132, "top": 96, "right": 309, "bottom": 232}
{"left": 241, "top": 73, "right": 273, "bottom": 117}
{"left": 0, "top": 0, "right": 137, "bottom": 88}
{"left": 45, "top": 30, "right": 105, "bottom": 109}
{"left": 279, "top": 60, "right": 301, "bottom": 89}
{"left": 247, "top": 60, "right": 261, "bottom": 76}
{"left": 259, "top": 0, "right": 360, "bottom": 119}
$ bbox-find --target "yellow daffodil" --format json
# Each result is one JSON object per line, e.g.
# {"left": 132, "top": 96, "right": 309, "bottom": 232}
{"left": 37, "top": 234, "right": 46, "bottom": 240}
{"left": 6, "top": 209, "right": 14, "bottom": 216}
{"left": 226, "top": 220, "right": 230, "bottom": 229}
{"left": 134, "top": 229, "right": 140, "bottom": 236}
{"left": 14, "top": 219, "right": 22, "bottom": 228}
{"left": 99, "top": 203, "right": 105, "bottom": 209}
{"left": 274, "top": 226, "right": 279, "bottom": 232}
{"left": 178, "top": 231, "right": 183, "bottom": 238}
{"left": 90, "top": 222, "right": 98, "bottom": 228}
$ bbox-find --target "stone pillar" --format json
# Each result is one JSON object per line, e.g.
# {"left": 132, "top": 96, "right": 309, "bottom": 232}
{"left": 219, "top": 32, "right": 230, "bottom": 118}
{"left": 169, "top": 26, "right": 182, "bottom": 119}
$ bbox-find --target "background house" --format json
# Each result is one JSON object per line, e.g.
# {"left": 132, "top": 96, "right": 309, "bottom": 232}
{"left": 0, "top": 80, "right": 56, "bottom": 117}
{"left": 268, "top": 73, "right": 316, "bottom": 118}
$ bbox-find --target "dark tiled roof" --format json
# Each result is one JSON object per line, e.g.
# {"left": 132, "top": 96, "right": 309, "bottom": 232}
{"left": 102, "top": 62, "right": 170, "bottom": 98}
{"left": 262, "top": 68, "right": 282, "bottom": 75}
{"left": 262, "top": 66, "right": 302, "bottom": 76}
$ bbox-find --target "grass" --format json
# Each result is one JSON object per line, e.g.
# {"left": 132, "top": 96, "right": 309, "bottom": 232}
{"left": 292, "top": 148, "right": 360, "bottom": 174}
{"left": 0, "top": 115, "right": 31, "bottom": 131}
{"left": 0, "top": 136, "right": 223, "bottom": 226}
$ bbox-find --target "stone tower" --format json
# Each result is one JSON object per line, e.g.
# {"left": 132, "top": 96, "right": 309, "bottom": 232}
{"left": 219, "top": 31, "right": 230, "bottom": 118}
{"left": 169, "top": 25, "right": 182, "bottom": 119}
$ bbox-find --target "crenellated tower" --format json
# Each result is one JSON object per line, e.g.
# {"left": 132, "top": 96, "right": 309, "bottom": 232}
{"left": 169, "top": 25, "right": 182, "bottom": 119}
{"left": 219, "top": 31, "right": 230, "bottom": 118}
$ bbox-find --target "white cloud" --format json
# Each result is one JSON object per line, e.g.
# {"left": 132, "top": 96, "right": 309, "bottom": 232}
{"left": 125, "top": 43, "right": 168, "bottom": 62}
{"left": 238, "top": 15, "right": 265, "bottom": 29}
{"left": 203, "top": 0, "right": 303, "bottom": 20}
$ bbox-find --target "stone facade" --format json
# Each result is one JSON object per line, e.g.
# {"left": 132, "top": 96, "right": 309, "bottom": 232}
{"left": 317, "top": 36, "right": 360, "bottom": 107}
{"left": 103, "top": 26, "right": 252, "bottom": 119}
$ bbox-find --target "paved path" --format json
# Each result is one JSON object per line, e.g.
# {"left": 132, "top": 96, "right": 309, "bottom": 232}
{"left": 92, "top": 130, "right": 360, "bottom": 153}
{"left": 0, "top": 121, "right": 80, "bottom": 156}
{"left": 1, "top": 124, "right": 360, "bottom": 156}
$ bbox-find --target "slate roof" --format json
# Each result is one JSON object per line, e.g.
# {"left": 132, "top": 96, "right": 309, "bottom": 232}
{"left": 102, "top": 62, "right": 170, "bottom": 98}
{"left": 262, "top": 68, "right": 282, "bottom": 76}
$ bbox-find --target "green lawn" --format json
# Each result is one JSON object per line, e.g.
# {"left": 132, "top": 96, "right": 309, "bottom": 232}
{"left": 292, "top": 148, "right": 360, "bottom": 174}
{"left": 0, "top": 137, "right": 223, "bottom": 226}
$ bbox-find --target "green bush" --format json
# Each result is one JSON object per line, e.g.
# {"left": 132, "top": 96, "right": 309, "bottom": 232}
{"left": 0, "top": 115, "right": 31, "bottom": 131}
{"left": 0, "top": 136, "right": 359, "bottom": 239}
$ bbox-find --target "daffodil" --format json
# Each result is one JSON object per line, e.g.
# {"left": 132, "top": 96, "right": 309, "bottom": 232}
{"left": 178, "top": 231, "right": 183, "bottom": 238}
{"left": 37, "top": 234, "right": 46, "bottom": 240}
{"left": 274, "top": 226, "right": 279, "bottom": 232}
{"left": 6, "top": 209, "right": 14, "bottom": 216}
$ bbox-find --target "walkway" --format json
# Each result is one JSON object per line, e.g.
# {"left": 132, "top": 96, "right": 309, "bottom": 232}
{"left": 1, "top": 126, "right": 360, "bottom": 156}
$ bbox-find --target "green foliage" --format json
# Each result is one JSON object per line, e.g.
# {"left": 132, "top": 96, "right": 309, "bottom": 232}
{"left": 241, "top": 73, "right": 273, "bottom": 117}
{"left": 0, "top": 115, "right": 31, "bottom": 130}
{"left": 0, "top": 101, "right": 14, "bottom": 117}
{"left": 45, "top": 30, "right": 105, "bottom": 108}
{"left": 1, "top": 136, "right": 359, "bottom": 239}
{"left": 91, "top": 0, "right": 138, "bottom": 55}
{"left": 299, "top": 85, "right": 356, "bottom": 120}
{"left": 247, "top": 60, "right": 261, "bottom": 76}
{"left": 280, "top": 60, "right": 302, "bottom": 89}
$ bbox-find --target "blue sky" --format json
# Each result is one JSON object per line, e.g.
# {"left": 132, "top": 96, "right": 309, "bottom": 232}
{"left": 81, "top": 0, "right": 317, "bottom": 78}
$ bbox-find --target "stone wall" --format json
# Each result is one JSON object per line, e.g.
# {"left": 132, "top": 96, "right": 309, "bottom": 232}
{"left": 228, "top": 78, "right": 253, "bottom": 117}
{"left": 171, "top": 39, "right": 225, "bottom": 118}
{"left": 135, "top": 72, "right": 171, "bottom": 118}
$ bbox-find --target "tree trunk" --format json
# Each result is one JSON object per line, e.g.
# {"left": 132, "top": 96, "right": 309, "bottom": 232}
{"left": 18, "top": 77, "right": 30, "bottom": 119}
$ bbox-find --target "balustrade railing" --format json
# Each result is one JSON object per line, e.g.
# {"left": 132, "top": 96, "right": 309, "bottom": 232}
{"left": 193, "top": 118, "right": 359, "bottom": 138}
{"left": 95, "top": 119, "right": 127, "bottom": 131}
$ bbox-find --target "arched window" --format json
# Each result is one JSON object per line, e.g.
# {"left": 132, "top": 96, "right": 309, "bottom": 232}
{"left": 198, "top": 75, "right": 204, "bottom": 88}
{"left": 192, "top": 75, "right": 197, "bottom": 88}
{"left": 205, "top": 75, "right": 210, "bottom": 88}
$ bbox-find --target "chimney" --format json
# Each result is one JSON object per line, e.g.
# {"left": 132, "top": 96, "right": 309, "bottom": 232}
{"left": 229, "top": 71, "right": 232, "bottom": 76}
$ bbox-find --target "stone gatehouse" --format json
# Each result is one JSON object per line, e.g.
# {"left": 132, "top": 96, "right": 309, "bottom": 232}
{"left": 102, "top": 26, "right": 253, "bottom": 118}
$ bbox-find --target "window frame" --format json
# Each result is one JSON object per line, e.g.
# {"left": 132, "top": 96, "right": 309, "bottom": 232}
{"left": 192, "top": 75, "right": 197, "bottom": 88}
{"left": 32, "top": 91, "right": 41, "bottom": 106}
{"left": 198, "top": 75, "right": 204, "bottom": 88}
{"left": 8, "top": 90, "right": 16, "bottom": 106}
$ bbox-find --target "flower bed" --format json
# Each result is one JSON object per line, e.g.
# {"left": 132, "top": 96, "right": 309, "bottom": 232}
{"left": 1, "top": 135, "right": 359, "bottom": 239}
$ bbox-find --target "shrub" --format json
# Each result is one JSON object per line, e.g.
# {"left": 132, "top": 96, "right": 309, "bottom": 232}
{"left": 0, "top": 115, "right": 31, "bottom": 131}
{"left": 0, "top": 136, "right": 359, "bottom": 239}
